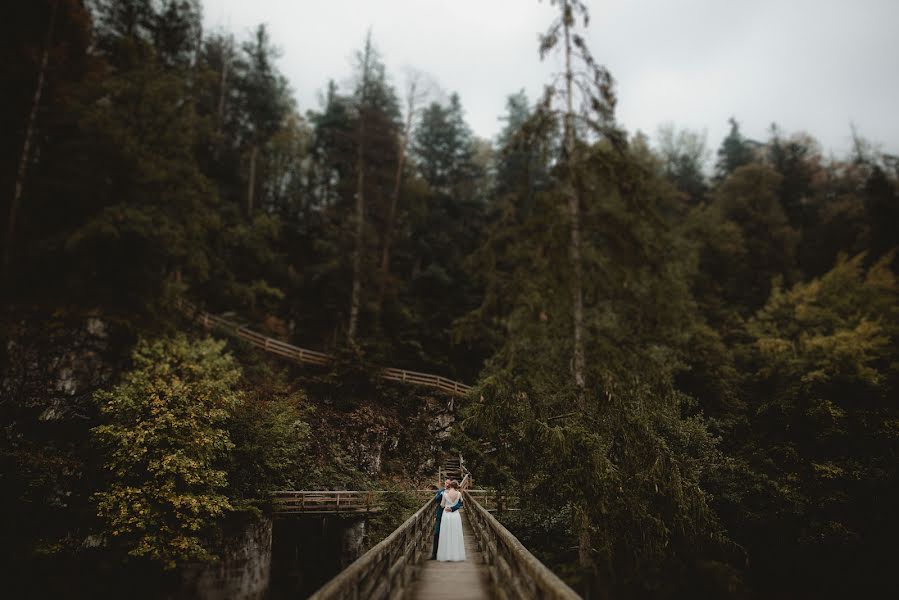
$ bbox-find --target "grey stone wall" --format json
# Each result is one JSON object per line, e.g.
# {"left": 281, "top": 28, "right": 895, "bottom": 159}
{"left": 180, "top": 515, "right": 273, "bottom": 600}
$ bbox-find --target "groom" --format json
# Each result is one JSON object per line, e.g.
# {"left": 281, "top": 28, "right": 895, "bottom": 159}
{"left": 430, "top": 478, "right": 463, "bottom": 560}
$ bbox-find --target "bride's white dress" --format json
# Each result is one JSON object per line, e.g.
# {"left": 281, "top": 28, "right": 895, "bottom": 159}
{"left": 436, "top": 490, "right": 466, "bottom": 561}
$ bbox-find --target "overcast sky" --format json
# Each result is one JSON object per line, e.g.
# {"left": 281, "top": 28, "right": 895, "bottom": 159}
{"left": 203, "top": 0, "right": 899, "bottom": 160}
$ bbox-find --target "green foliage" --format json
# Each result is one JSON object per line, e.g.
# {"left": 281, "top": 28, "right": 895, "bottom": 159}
{"left": 236, "top": 25, "right": 293, "bottom": 147}
{"left": 703, "top": 251, "right": 899, "bottom": 595}
{"left": 362, "top": 485, "right": 422, "bottom": 552}
{"left": 656, "top": 123, "right": 709, "bottom": 204}
{"left": 64, "top": 52, "right": 221, "bottom": 310}
{"left": 747, "top": 252, "right": 897, "bottom": 516}
{"left": 412, "top": 93, "right": 479, "bottom": 192}
{"left": 766, "top": 125, "right": 819, "bottom": 228}
{"left": 689, "top": 163, "right": 799, "bottom": 321}
{"left": 459, "top": 139, "right": 732, "bottom": 594}
{"left": 91, "top": 335, "right": 242, "bottom": 568}
{"left": 714, "top": 117, "right": 757, "bottom": 180}
{"left": 227, "top": 390, "right": 313, "bottom": 500}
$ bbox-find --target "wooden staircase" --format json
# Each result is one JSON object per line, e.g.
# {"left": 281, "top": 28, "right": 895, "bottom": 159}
{"left": 438, "top": 452, "right": 471, "bottom": 488}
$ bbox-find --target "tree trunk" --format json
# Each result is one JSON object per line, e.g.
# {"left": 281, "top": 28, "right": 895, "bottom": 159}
{"left": 577, "top": 508, "right": 594, "bottom": 599}
{"left": 375, "top": 80, "right": 418, "bottom": 325}
{"left": 3, "top": 0, "right": 58, "bottom": 281}
{"left": 347, "top": 129, "right": 365, "bottom": 343}
{"left": 214, "top": 40, "right": 230, "bottom": 158}
{"left": 347, "top": 34, "right": 375, "bottom": 344}
{"left": 246, "top": 144, "right": 258, "bottom": 216}
{"left": 563, "top": 5, "right": 587, "bottom": 406}
{"left": 562, "top": 5, "right": 591, "bottom": 590}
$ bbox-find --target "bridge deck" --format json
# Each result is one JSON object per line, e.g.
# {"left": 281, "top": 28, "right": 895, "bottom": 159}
{"left": 406, "top": 510, "right": 492, "bottom": 600}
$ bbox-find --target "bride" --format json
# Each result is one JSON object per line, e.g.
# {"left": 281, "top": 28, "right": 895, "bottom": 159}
{"left": 436, "top": 480, "right": 466, "bottom": 561}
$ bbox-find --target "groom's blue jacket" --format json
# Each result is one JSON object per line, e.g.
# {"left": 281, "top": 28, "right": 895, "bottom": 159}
{"left": 433, "top": 489, "right": 463, "bottom": 535}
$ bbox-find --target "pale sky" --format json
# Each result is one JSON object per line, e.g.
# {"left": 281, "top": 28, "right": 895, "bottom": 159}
{"left": 203, "top": 0, "right": 899, "bottom": 160}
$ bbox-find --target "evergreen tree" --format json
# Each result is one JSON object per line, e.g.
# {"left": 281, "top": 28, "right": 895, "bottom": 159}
{"left": 233, "top": 25, "right": 292, "bottom": 216}
{"left": 862, "top": 164, "right": 899, "bottom": 262}
{"left": 714, "top": 117, "right": 756, "bottom": 180}
{"left": 375, "top": 72, "right": 428, "bottom": 325}
{"left": 536, "top": 0, "right": 622, "bottom": 408}
{"left": 345, "top": 32, "right": 401, "bottom": 344}
{"left": 766, "top": 124, "right": 818, "bottom": 229}
{"left": 412, "top": 93, "right": 478, "bottom": 193}
{"left": 92, "top": 0, "right": 202, "bottom": 68}
{"left": 460, "top": 141, "right": 731, "bottom": 596}
{"left": 1, "top": 0, "right": 99, "bottom": 293}
{"left": 61, "top": 48, "right": 222, "bottom": 314}
{"left": 656, "top": 123, "right": 708, "bottom": 205}
{"left": 689, "top": 163, "right": 800, "bottom": 326}
{"left": 492, "top": 90, "right": 556, "bottom": 222}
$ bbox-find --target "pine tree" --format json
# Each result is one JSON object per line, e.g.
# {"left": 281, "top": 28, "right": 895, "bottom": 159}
{"left": 92, "top": 0, "right": 202, "bottom": 68}
{"left": 656, "top": 123, "right": 709, "bottom": 205}
{"left": 537, "top": 0, "right": 620, "bottom": 407}
{"left": 766, "top": 124, "right": 818, "bottom": 228}
{"left": 234, "top": 25, "right": 292, "bottom": 216}
{"left": 346, "top": 31, "right": 401, "bottom": 344}
{"left": 460, "top": 141, "right": 727, "bottom": 596}
{"left": 3, "top": 0, "right": 60, "bottom": 282}
{"left": 714, "top": 117, "right": 756, "bottom": 180}
{"left": 376, "top": 72, "right": 428, "bottom": 324}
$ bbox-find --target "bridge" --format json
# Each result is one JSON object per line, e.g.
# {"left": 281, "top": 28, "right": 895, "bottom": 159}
{"left": 279, "top": 456, "right": 580, "bottom": 600}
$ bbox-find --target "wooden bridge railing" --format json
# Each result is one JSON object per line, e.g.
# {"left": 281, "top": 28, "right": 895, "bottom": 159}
{"left": 303, "top": 490, "right": 577, "bottom": 599}
{"left": 273, "top": 489, "right": 513, "bottom": 515}
{"left": 190, "top": 308, "right": 472, "bottom": 396}
{"left": 464, "top": 489, "right": 516, "bottom": 513}
{"left": 272, "top": 491, "right": 385, "bottom": 515}
{"left": 463, "top": 491, "right": 581, "bottom": 600}
{"left": 307, "top": 494, "right": 439, "bottom": 600}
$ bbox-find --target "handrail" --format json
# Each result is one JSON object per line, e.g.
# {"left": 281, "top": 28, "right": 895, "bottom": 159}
{"left": 299, "top": 451, "right": 574, "bottom": 598}
{"left": 463, "top": 491, "right": 581, "bottom": 600}
{"left": 272, "top": 490, "right": 382, "bottom": 514}
{"left": 187, "top": 305, "right": 472, "bottom": 396}
{"left": 307, "top": 494, "right": 439, "bottom": 599}
{"left": 459, "top": 452, "right": 472, "bottom": 488}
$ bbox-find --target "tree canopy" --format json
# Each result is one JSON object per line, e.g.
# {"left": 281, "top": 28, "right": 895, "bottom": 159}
{"left": 2, "top": 1, "right": 897, "bottom": 598}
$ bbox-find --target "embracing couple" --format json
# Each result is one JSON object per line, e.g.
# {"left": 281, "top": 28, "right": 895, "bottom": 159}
{"left": 430, "top": 479, "right": 466, "bottom": 561}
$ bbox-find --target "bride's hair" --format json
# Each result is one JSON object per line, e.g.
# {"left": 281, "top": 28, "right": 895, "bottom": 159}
{"left": 449, "top": 480, "right": 460, "bottom": 489}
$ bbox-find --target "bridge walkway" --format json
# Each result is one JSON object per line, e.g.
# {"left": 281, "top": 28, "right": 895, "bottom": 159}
{"left": 292, "top": 459, "right": 580, "bottom": 599}
{"left": 405, "top": 509, "right": 491, "bottom": 599}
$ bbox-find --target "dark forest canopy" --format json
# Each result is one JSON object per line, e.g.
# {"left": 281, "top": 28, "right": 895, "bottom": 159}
{"left": 1, "top": 1, "right": 897, "bottom": 598}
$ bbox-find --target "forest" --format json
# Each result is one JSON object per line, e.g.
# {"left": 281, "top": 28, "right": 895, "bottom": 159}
{"left": 1, "top": 1, "right": 897, "bottom": 598}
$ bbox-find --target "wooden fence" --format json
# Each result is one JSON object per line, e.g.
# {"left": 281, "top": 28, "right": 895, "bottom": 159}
{"left": 272, "top": 491, "right": 384, "bottom": 515}
{"left": 463, "top": 490, "right": 581, "bottom": 600}
{"left": 302, "top": 490, "right": 576, "bottom": 599}
{"left": 272, "top": 489, "right": 512, "bottom": 515}
{"left": 191, "top": 309, "right": 472, "bottom": 396}
{"left": 465, "top": 489, "right": 515, "bottom": 513}
{"left": 307, "top": 494, "right": 439, "bottom": 599}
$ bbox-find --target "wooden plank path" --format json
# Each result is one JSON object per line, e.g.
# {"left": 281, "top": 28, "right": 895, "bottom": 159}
{"left": 406, "top": 510, "right": 492, "bottom": 600}
{"left": 300, "top": 455, "right": 580, "bottom": 600}
{"left": 186, "top": 306, "right": 472, "bottom": 396}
